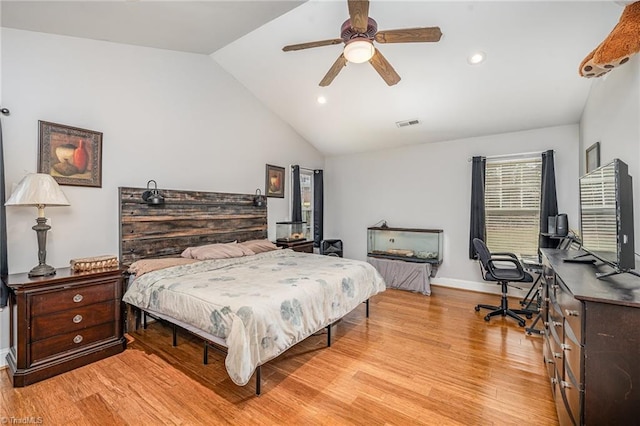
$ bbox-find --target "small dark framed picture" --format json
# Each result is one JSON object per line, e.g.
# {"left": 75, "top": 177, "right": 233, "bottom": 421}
{"left": 265, "top": 164, "right": 285, "bottom": 198}
{"left": 38, "top": 121, "right": 103, "bottom": 187}
{"left": 586, "top": 142, "right": 600, "bottom": 173}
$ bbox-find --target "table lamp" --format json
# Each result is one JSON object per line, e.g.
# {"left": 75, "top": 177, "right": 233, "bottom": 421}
{"left": 5, "top": 173, "right": 70, "bottom": 277}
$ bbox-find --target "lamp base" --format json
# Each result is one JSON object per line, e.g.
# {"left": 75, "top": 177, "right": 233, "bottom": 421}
{"left": 28, "top": 263, "right": 56, "bottom": 277}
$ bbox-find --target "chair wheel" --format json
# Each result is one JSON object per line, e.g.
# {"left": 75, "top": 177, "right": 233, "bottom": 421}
{"left": 526, "top": 313, "right": 533, "bottom": 319}
{"left": 475, "top": 306, "right": 480, "bottom": 312}
{"left": 484, "top": 315, "right": 491, "bottom": 322}
{"left": 518, "top": 321, "right": 525, "bottom": 327}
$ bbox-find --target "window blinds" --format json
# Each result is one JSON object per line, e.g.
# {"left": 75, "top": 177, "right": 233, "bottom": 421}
{"left": 485, "top": 157, "right": 542, "bottom": 257}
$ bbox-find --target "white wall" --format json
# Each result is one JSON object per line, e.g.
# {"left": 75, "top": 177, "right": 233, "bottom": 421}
{"left": 0, "top": 29, "right": 323, "bottom": 365}
{"left": 324, "top": 125, "right": 580, "bottom": 291}
{"left": 580, "top": 55, "right": 640, "bottom": 247}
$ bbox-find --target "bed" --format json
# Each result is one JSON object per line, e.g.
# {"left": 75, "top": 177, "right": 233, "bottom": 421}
{"left": 118, "top": 187, "right": 385, "bottom": 394}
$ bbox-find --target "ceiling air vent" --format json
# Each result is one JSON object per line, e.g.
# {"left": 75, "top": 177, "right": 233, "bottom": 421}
{"left": 395, "top": 119, "right": 420, "bottom": 128}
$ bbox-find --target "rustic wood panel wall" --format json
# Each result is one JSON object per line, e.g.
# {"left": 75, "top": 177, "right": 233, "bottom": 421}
{"left": 119, "top": 187, "right": 267, "bottom": 265}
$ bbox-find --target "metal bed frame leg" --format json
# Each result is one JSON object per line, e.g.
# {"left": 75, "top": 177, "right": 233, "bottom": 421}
{"left": 366, "top": 299, "right": 370, "bottom": 318}
{"left": 203, "top": 342, "right": 208, "bottom": 364}
{"left": 255, "top": 366, "right": 261, "bottom": 396}
{"left": 134, "top": 308, "right": 141, "bottom": 330}
{"left": 143, "top": 311, "right": 147, "bottom": 329}
{"left": 172, "top": 324, "right": 177, "bottom": 347}
{"left": 326, "top": 324, "right": 332, "bottom": 347}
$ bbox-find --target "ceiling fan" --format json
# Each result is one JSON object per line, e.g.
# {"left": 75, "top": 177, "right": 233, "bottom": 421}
{"left": 282, "top": 0, "right": 442, "bottom": 87}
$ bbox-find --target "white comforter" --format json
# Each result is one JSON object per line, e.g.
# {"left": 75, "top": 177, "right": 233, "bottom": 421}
{"left": 123, "top": 250, "right": 386, "bottom": 385}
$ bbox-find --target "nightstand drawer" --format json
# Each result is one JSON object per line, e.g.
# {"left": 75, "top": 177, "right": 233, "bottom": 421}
{"left": 31, "top": 300, "right": 116, "bottom": 341}
{"left": 31, "top": 322, "right": 117, "bottom": 364}
{"left": 31, "top": 279, "right": 119, "bottom": 316}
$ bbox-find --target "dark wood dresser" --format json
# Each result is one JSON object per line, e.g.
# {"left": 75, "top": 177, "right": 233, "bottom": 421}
{"left": 4, "top": 267, "right": 127, "bottom": 386}
{"left": 540, "top": 249, "right": 640, "bottom": 425}
{"left": 275, "top": 240, "right": 314, "bottom": 253}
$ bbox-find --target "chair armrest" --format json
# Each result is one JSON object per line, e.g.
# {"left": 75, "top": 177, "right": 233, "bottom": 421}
{"left": 491, "top": 252, "right": 519, "bottom": 259}
{"left": 486, "top": 257, "right": 525, "bottom": 281}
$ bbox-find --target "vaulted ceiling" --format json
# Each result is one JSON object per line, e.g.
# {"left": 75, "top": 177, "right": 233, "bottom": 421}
{"left": 1, "top": 1, "right": 623, "bottom": 156}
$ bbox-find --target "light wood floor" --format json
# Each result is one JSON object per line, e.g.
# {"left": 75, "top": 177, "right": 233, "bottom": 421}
{"left": 1, "top": 286, "right": 558, "bottom": 425}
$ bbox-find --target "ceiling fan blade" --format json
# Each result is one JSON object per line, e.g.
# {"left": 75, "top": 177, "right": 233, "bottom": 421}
{"left": 369, "top": 49, "right": 401, "bottom": 86}
{"left": 375, "top": 27, "right": 442, "bottom": 44}
{"left": 348, "top": 0, "right": 370, "bottom": 33}
{"left": 319, "top": 54, "right": 348, "bottom": 87}
{"left": 283, "top": 39, "right": 344, "bottom": 52}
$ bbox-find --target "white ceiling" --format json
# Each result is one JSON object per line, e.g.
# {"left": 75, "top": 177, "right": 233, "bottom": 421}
{"left": 1, "top": 1, "right": 623, "bottom": 156}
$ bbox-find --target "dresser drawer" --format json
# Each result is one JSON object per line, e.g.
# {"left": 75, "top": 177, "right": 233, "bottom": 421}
{"left": 31, "top": 300, "right": 116, "bottom": 341}
{"left": 31, "top": 279, "right": 119, "bottom": 316}
{"left": 556, "top": 284, "right": 583, "bottom": 345}
{"left": 548, "top": 318, "right": 564, "bottom": 365}
{"left": 543, "top": 336, "right": 558, "bottom": 382}
{"left": 30, "top": 322, "right": 117, "bottom": 364}
{"left": 563, "top": 361, "right": 582, "bottom": 426}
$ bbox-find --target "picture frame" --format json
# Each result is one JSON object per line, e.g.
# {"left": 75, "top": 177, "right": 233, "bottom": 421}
{"left": 586, "top": 141, "right": 601, "bottom": 173}
{"left": 265, "top": 164, "right": 285, "bottom": 198}
{"left": 38, "top": 120, "right": 103, "bottom": 187}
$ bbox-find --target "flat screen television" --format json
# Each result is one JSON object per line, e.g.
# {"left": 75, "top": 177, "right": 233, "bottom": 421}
{"left": 579, "top": 158, "right": 639, "bottom": 278}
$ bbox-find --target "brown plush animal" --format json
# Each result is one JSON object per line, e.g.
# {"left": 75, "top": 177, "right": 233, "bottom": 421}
{"left": 579, "top": 1, "right": 640, "bottom": 78}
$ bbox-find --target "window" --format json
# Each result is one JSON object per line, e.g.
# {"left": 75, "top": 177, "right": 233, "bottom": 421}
{"left": 485, "top": 157, "right": 542, "bottom": 257}
{"left": 299, "top": 169, "right": 313, "bottom": 240}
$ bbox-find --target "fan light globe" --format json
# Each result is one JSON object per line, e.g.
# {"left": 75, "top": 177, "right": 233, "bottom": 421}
{"left": 344, "top": 40, "right": 375, "bottom": 63}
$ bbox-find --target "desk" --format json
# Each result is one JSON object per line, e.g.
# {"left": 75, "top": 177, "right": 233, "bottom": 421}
{"left": 541, "top": 249, "right": 640, "bottom": 425}
{"left": 367, "top": 257, "right": 431, "bottom": 295}
{"left": 540, "top": 233, "right": 579, "bottom": 250}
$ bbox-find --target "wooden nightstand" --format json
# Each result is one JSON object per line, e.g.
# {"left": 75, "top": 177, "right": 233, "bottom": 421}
{"left": 275, "top": 240, "right": 314, "bottom": 253}
{"left": 4, "top": 266, "right": 127, "bottom": 387}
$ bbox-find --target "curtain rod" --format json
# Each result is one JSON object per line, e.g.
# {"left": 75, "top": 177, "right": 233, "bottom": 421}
{"left": 467, "top": 150, "right": 552, "bottom": 162}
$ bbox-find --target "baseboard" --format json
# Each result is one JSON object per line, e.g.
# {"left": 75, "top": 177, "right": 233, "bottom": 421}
{"left": 431, "top": 277, "right": 529, "bottom": 299}
{"left": 0, "top": 347, "right": 9, "bottom": 369}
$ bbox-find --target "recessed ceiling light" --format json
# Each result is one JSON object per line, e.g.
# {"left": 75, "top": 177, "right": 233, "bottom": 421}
{"left": 317, "top": 95, "right": 327, "bottom": 104}
{"left": 468, "top": 51, "right": 486, "bottom": 65}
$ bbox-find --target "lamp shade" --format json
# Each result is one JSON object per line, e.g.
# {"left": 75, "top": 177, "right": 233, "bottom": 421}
{"left": 344, "top": 40, "right": 375, "bottom": 64}
{"left": 5, "top": 173, "right": 70, "bottom": 208}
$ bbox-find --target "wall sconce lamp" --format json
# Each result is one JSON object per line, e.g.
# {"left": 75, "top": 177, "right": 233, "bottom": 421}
{"left": 5, "top": 173, "right": 70, "bottom": 277}
{"left": 141, "top": 180, "right": 165, "bottom": 206}
{"left": 253, "top": 189, "right": 266, "bottom": 207}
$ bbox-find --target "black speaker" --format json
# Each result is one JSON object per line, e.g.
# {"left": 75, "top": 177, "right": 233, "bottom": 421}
{"left": 556, "top": 214, "right": 568, "bottom": 237}
{"left": 548, "top": 216, "right": 557, "bottom": 235}
{"left": 320, "top": 239, "right": 343, "bottom": 257}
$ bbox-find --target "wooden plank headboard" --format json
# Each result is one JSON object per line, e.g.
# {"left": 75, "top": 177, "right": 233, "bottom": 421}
{"left": 119, "top": 187, "right": 267, "bottom": 265}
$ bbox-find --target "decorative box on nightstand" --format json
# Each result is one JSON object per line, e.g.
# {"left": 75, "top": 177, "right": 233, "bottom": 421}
{"left": 3, "top": 266, "right": 127, "bottom": 387}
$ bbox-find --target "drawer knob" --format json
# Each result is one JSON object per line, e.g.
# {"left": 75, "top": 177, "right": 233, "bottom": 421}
{"left": 552, "top": 321, "right": 562, "bottom": 327}
{"left": 73, "top": 314, "right": 83, "bottom": 324}
{"left": 565, "top": 309, "right": 579, "bottom": 317}
{"left": 561, "top": 380, "right": 571, "bottom": 389}
{"left": 562, "top": 343, "right": 572, "bottom": 351}
{"left": 73, "top": 335, "right": 83, "bottom": 344}
{"left": 73, "top": 294, "right": 83, "bottom": 303}
{"left": 553, "top": 352, "right": 563, "bottom": 359}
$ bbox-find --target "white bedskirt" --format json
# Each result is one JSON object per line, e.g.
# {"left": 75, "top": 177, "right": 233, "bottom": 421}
{"left": 367, "top": 257, "right": 431, "bottom": 295}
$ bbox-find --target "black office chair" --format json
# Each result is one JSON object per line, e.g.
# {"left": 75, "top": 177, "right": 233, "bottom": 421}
{"left": 473, "top": 238, "right": 534, "bottom": 327}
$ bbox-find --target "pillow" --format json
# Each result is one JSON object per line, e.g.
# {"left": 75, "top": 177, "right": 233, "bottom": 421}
{"left": 239, "top": 239, "right": 280, "bottom": 254}
{"left": 129, "top": 257, "right": 199, "bottom": 277}
{"left": 181, "top": 242, "right": 255, "bottom": 260}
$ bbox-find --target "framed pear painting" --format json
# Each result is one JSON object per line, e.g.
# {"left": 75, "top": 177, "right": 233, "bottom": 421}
{"left": 38, "top": 120, "right": 103, "bottom": 187}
